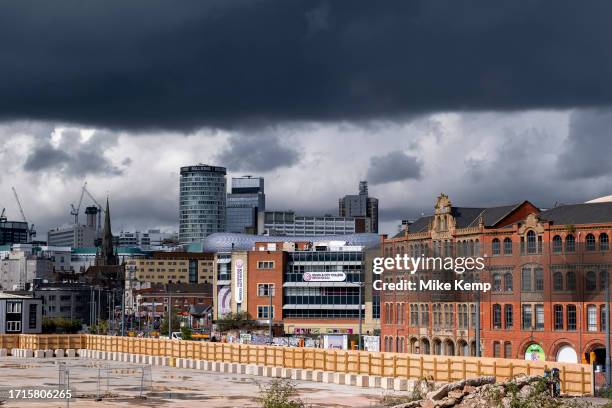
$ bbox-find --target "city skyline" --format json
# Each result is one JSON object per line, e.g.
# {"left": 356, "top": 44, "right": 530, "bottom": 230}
{"left": 1, "top": 111, "right": 611, "bottom": 241}
{"left": 0, "top": 1, "right": 611, "bottom": 240}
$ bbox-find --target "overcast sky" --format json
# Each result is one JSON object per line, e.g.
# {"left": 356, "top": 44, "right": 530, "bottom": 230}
{"left": 1, "top": 1, "right": 612, "bottom": 238}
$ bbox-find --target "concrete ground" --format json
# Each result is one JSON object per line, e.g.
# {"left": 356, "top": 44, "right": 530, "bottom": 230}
{"left": 0, "top": 357, "right": 399, "bottom": 407}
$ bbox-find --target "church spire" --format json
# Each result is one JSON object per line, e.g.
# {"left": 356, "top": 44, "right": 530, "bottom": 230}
{"left": 97, "top": 197, "right": 117, "bottom": 266}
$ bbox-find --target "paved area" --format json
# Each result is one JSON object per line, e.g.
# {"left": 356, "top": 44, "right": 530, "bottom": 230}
{"left": 0, "top": 357, "right": 396, "bottom": 407}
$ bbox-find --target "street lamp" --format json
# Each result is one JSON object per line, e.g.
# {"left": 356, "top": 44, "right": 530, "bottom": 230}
{"left": 347, "top": 281, "right": 365, "bottom": 350}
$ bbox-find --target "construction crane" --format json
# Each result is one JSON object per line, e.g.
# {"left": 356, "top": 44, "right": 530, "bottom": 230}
{"left": 70, "top": 182, "right": 88, "bottom": 225}
{"left": 0, "top": 204, "right": 6, "bottom": 222}
{"left": 11, "top": 187, "right": 36, "bottom": 240}
{"left": 83, "top": 184, "right": 104, "bottom": 233}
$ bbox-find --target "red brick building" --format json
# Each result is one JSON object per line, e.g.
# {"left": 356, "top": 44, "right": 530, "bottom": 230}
{"left": 245, "top": 240, "right": 380, "bottom": 336}
{"left": 381, "top": 194, "right": 612, "bottom": 364}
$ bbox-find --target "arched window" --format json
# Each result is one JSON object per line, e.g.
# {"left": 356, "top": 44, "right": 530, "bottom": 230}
{"left": 469, "top": 240, "right": 475, "bottom": 256}
{"left": 493, "top": 273, "right": 502, "bottom": 291}
{"left": 503, "top": 238, "right": 513, "bottom": 255}
{"left": 470, "top": 304, "right": 476, "bottom": 329}
{"left": 552, "top": 235, "right": 562, "bottom": 253}
{"left": 566, "top": 271, "right": 576, "bottom": 291}
{"left": 587, "top": 305, "right": 597, "bottom": 331}
{"left": 492, "top": 238, "right": 500, "bottom": 256}
{"left": 493, "top": 304, "right": 502, "bottom": 328}
{"left": 504, "top": 342, "right": 512, "bottom": 358}
{"left": 458, "top": 305, "right": 468, "bottom": 329}
{"left": 474, "top": 239, "right": 480, "bottom": 255}
{"left": 527, "top": 231, "right": 537, "bottom": 254}
{"left": 600, "top": 271, "right": 608, "bottom": 290}
{"left": 553, "top": 304, "right": 563, "bottom": 330}
{"left": 601, "top": 233, "right": 610, "bottom": 251}
{"left": 535, "top": 268, "right": 544, "bottom": 291}
{"left": 504, "top": 304, "right": 513, "bottom": 329}
{"left": 395, "top": 303, "right": 402, "bottom": 324}
{"left": 586, "top": 234, "right": 596, "bottom": 251}
{"left": 567, "top": 305, "right": 577, "bottom": 330}
{"left": 521, "top": 267, "right": 532, "bottom": 291}
{"left": 504, "top": 272, "right": 513, "bottom": 292}
{"left": 493, "top": 341, "right": 501, "bottom": 357}
{"left": 433, "top": 304, "right": 440, "bottom": 326}
{"left": 444, "top": 304, "right": 451, "bottom": 327}
{"left": 553, "top": 272, "right": 563, "bottom": 291}
{"left": 586, "top": 271, "right": 597, "bottom": 291}
{"left": 433, "top": 339, "right": 441, "bottom": 355}
{"left": 565, "top": 235, "right": 575, "bottom": 252}
{"left": 420, "top": 304, "right": 429, "bottom": 326}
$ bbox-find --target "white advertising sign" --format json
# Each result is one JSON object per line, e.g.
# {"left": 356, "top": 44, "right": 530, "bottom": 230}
{"left": 303, "top": 272, "right": 346, "bottom": 282}
{"left": 323, "top": 334, "right": 348, "bottom": 350}
{"left": 363, "top": 335, "right": 380, "bottom": 352}
{"left": 235, "top": 259, "right": 244, "bottom": 304}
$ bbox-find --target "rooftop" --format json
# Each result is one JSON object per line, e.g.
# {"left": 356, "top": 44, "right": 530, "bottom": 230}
{"left": 0, "top": 292, "right": 33, "bottom": 299}
{"left": 195, "top": 232, "right": 381, "bottom": 252}
{"left": 541, "top": 202, "right": 612, "bottom": 225}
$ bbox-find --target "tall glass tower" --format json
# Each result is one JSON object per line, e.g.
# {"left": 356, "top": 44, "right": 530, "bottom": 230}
{"left": 179, "top": 164, "right": 227, "bottom": 244}
{"left": 226, "top": 176, "right": 265, "bottom": 234}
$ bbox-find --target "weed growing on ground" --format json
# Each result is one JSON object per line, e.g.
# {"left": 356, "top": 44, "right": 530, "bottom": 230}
{"left": 258, "top": 379, "right": 308, "bottom": 408}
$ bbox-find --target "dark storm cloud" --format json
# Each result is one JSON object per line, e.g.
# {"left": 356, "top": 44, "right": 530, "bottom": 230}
{"left": 23, "top": 130, "right": 128, "bottom": 176}
{"left": 367, "top": 151, "right": 422, "bottom": 184}
{"left": 216, "top": 134, "right": 300, "bottom": 172}
{"left": 557, "top": 110, "right": 612, "bottom": 180}
{"left": 1, "top": 1, "right": 612, "bottom": 130}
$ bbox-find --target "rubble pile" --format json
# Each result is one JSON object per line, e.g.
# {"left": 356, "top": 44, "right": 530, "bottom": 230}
{"left": 391, "top": 375, "right": 583, "bottom": 408}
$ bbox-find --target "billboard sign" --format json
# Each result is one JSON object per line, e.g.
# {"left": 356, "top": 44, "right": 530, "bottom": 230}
{"left": 217, "top": 286, "right": 231, "bottom": 318}
{"left": 303, "top": 272, "right": 346, "bottom": 282}
{"left": 323, "top": 334, "right": 348, "bottom": 350}
{"left": 363, "top": 335, "right": 380, "bottom": 352}
{"left": 235, "top": 259, "right": 244, "bottom": 304}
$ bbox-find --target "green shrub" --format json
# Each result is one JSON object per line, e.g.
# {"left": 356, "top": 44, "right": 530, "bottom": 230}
{"left": 181, "top": 326, "right": 192, "bottom": 340}
{"left": 258, "top": 379, "right": 306, "bottom": 408}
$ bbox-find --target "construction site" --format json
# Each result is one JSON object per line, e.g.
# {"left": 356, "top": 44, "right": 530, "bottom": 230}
{"left": 0, "top": 334, "right": 603, "bottom": 408}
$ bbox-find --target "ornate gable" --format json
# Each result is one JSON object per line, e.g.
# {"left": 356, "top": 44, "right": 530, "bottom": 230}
{"left": 432, "top": 193, "right": 454, "bottom": 238}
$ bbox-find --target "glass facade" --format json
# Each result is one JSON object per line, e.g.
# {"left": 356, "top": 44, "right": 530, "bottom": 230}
{"left": 283, "top": 250, "right": 363, "bottom": 318}
{"left": 216, "top": 254, "right": 231, "bottom": 282}
{"left": 179, "top": 165, "right": 227, "bottom": 243}
{"left": 226, "top": 176, "right": 265, "bottom": 234}
{"left": 264, "top": 212, "right": 357, "bottom": 236}
{"left": 0, "top": 220, "right": 29, "bottom": 245}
